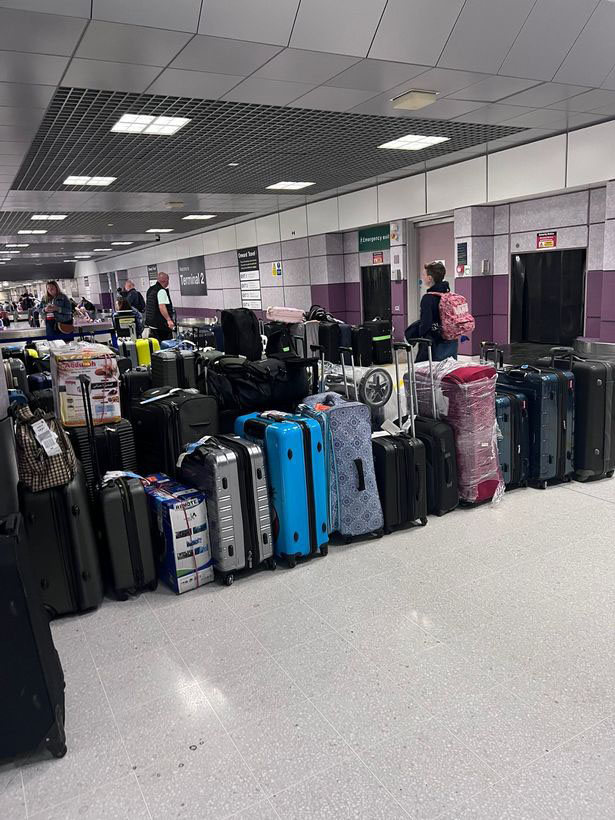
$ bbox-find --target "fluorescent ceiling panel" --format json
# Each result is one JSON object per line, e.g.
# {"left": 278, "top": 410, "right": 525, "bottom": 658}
{"left": 379, "top": 134, "right": 450, "bottom": 150}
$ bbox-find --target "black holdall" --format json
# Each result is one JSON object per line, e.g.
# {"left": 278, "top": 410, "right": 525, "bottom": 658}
{"left": 221, "top": 308, "right": 262, "bottom": 360}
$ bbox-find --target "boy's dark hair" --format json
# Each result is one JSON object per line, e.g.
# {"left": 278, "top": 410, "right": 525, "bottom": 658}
{"left": 424, "top": 261, "right": 446, "bottom": 284}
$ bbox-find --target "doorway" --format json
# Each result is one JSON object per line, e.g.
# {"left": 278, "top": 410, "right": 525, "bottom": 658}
{"left": 361, "top": 264, "right": 391, "bottom": 322}
{"left": 510, "top": 249, "right": 586, "bottom": 346}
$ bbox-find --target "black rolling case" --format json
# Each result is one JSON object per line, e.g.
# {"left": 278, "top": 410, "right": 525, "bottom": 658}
{"left": 536, "top": 346, "right": 615, "bottom": 482}
{"left": 120, "top": 367, "right": 152, "bottom": 419}
{"left": 0, "top": 514, "right": 67, "bottom": 761}
{"left": 352, "top": 325, "right": 373, "bottom": 367}
{"left": 67, "top": 418, "right": 137, "bottom": 497}
{"left": 372, "top": 343, "right": 428, "bottom": 531}
{"left": 406, "top": 338, "right": 459, "bottom": 516}
{"left": 318, "top": 321, "right": 342, "bottom": 363}
{"left": 221, "top": 308, "right": 262, "bottom": 360}
{"left": 30, "top": 388, "right": 55, "bottom": 414}
{"left": 19, "top": 469, "right": 104, "bottom": 618}
{"left": 152, "top": 349, "right": 197, "bottom": 390}
{"left": 132, "top": 387, "right": 218, "bottom": 477}
{"left": 364, "top": 318, "right": 393, "bottom": 364}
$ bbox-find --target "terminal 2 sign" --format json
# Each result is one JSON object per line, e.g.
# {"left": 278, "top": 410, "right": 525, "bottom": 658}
{"left": 178, "top": 255, "right": 207, "bottom": 296}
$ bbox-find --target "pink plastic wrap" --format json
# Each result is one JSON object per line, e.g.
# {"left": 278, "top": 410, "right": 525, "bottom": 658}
{"left": 413, "top": 359, "right": 504, "bottom": 504}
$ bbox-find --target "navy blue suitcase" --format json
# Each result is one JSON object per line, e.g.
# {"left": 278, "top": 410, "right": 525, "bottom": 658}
{"left": 234, "top": 412, "right": 329, "bottom": 565}
{"left": 496, "top": 368, "right": 560, "bottom": 487}
{"left": 28, "top": 372, "right": 52, "bottom": 393}
{"left": 524, "top": 364, "right": 575, "bottom": 483}
{"left": 495, "top": 387, "right": 530, "bottom": 488}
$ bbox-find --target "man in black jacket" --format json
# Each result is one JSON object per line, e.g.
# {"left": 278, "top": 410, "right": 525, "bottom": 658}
{"left": 145, "top": 272, "right": 174, "bottom": 342}
{"left": 405, "top": 261, "right": 458, "bottom": 362}
{"left": 124, "top": 279, "right": 145, "bottom": 314}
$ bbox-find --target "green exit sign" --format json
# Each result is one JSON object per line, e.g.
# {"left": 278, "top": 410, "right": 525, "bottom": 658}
{"left": 358, "top": 224, "right": 390, "bottom": 252}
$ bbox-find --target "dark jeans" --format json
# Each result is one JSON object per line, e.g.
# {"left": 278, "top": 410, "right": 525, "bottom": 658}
{"left": 415, "top": 339, "right": 458, "bottom": 363}
{"left": 148, "top": 325, "right": 172, "bottom": 343}
{"left": 45, "top": 319, "right": 74, "bottom": 342}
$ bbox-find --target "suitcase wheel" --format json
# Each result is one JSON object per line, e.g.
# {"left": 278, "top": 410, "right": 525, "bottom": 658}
{"left": 224, "top": 573, "right": 235, "bottom": 586}
{"left": 148, "top": 579, "right": 158, "bottom": 591}
{"left": 287, "top": 558, "right": 297, "bottom": 569}
{"left": 267, "top": 557, "right": 277, "bottom": 571}
{"left": 538, "top": 480, "right": 548, "bottom": 490}
{"left": 607, "top": 470, "right": 615, "bottom": 478}
{"left": 344, "top": 536, "right": 352, "bottom": 545}
{"left": 320, "top": 545, "right": 328, "bottom": 557}
{"left": 420, "top": 517, "right": 428, "bottom": 527}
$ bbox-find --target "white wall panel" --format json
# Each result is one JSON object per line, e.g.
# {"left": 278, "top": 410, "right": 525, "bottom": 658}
{"left": 217, "top": 225, "right": 237, "bottom": 252}
{"left": 187, "top": 234, "right": 204, "bottom": 258}
{"left": 279, "top": 205, "right": 308, "bottom": 240}
{"left": 488, "top": 135, "right": 566, "bottom": 202}
{"left": 307, "top": 197, "right": 339, "bottom": 235}
{"left": 510, "top": 224, "right": 588, "bottom": 253}
{"left": 377, "top": 174, "right": 426, "bottom": 221}
{"left": 203, "top": 230, "right": 219, "bottom": 255}
{"left": 338, "top": 187, "right": 378, "bottom": 231}
{"left": 255, "top": 214, "right": 280, "bottom": 245}
{"left": 235, "top": 219, "right": 257, "bottom": 248}
{"left": 427, "top": 157, "right": 487, "bottom": 213}
{"left": 568, "top": 120, "right": 615, "bottom": 191}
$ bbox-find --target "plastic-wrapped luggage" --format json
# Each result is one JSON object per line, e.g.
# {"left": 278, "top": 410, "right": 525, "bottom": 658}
{"left": 235, "top": 412, "right": 329, "bottom": 565}
{"left": 414, "top": 359, "right": 504, "bottom": 504}
{"left": 0, "top": 513, "right": 67, "bottom": 760}
{"left": 178, "top": 435, "right": 275, "bottom": 585}
{"left": 265, "top": 306, "right": 305, "bottom": 323}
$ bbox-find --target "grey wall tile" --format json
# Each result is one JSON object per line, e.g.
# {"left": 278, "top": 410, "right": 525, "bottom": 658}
{"left": 590, "top": 187, "right": 606, "bottom": 224}
{"left": 279, "top": 257, "right": 310, "bottom": 286}
{"left": 343, "top": 231, "right": 358, "bottom": 253}
{"left": 454, "top": 207, "right": 472, "bottom": 238}
{"left": 493, "top": 234, "right": 510, "bottom": 275}
{"left": 308, "top": 234, "right": 327, "bottom": 256}
{"left": 223, "top": 289, "right": 242, "bottom": 309}
{"left": 204, "top": 252, "right": 220, "bottom": 269}
{"left": 258, "top": 242, "right": 282, "bottom": 263}
{"left": 260, "top": 286, "right": 282, "bottom": 308}
{"left": 283, "top": 285, "right": 312, "bottom": 311}
{"left": 325, "top": 233, "right": 344, "bottom": 255}
{"left": 204, "top": 268, "right": 222, "bottom": 290}
{"left": 588, "top": 223, "right": 605, "bottom": 271}
{"left": 603, "top": 220, "right": 615, "bottom": 270}
{"left": 509, "top": 191, "right": 588, "bottom": 232}
{"left": 281, "top": 237, "right": 309, "bottom": 260}
{"left": 470, "top": 235, "right": 494, "bottom": 275}
{"left": 309, "top": 255, "right": 328, "bottom": 284}
{"left": 344, "top": 253, "right": 360, "bottom": 282}
{"left": 471, "top": 206, "right": 494, "bottom": 236}
{"left": 327, "top": 254, "right": 344, "bottom": 284}
{"left": 219, "top": 266, "right": 239, "bottom": 288}
{"left": 510, "top": 225, "right": 588, "bottom": 253}
{"left": 259, "top": 263, "right": 283, "bottom": 287}
{"left": 494, "top": 204, "right": 510, "bottom": 235}
{"left": 606, "top": 181, "right": 615, "bottom": 221}
{"left": 218, "top": 250, "right": 237, "bottom": 268}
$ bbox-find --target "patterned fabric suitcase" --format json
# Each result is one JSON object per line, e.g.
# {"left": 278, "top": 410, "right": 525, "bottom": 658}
{"left": 235, "top": 412, "right": 328, "bottom": 565}
{"left": 178, "top": 435, "right": 274, "bottom": 584}
{"left": 301, "top": 393, "right": 383, "bottom": 539}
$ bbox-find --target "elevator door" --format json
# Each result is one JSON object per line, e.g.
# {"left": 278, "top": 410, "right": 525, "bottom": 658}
{"left": 361, "top": 265, "right": 391, "bottom": 322}
{"left": 510, "top": 249, "right": 586, "bottom": 346}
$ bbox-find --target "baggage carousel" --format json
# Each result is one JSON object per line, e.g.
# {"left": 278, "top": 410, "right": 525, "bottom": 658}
{"left": 574, "top": 337, "right": 615, "bottom": 360}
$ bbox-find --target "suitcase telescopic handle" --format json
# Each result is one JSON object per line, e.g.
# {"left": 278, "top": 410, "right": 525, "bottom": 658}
{"left": 78, "top": 373, "right": 103, "bottom": 486}
{"left": 310, "top": 344, "right": 326, "bottom": 392}
{"left": 339, "top": 346, "right": 356, "bottom": 400}
{"left": 550, "top": 346, "right": 575, "bottom": 367}
{"left": 405, "top": 337, "right": 437, "bottom": 420}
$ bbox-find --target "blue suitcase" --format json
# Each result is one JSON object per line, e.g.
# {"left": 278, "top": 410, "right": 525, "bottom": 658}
{"left": 496, "top": 367, "right": 562, "bottom": 487}
{"left": 495, "top": 388, "right": 530, "bottom": 488}
{"left": 28, "top": 372, "right": 52, "bottom": 393}
{"left": 235, "top": 412, "right": 329, "bottom": 565}
{"left": 525, "top": 364, "right": 575, "bottom": 483}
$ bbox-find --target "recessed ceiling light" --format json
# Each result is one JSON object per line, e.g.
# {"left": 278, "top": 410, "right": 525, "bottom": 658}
{"left": 63, "top": 259, "right": 78, "bottom": 262}
{"left": 63, "top": 175, "right": 116, "bottom": 186}
{"left": 5, "top": 243, "right": 28, "bottom": 247}
{"left": 182, "top": 214, "right": 216, "bottom": 220}
{"left": 266, "top": 181, "right": 315, "bottom": 190}
{"left": 93, "top": 247, "right": 112, "bottom": 251}
{"left": 379, "top": 134, "right": 450, "bottom": 151}
{"left": 75, "top": 255, "right": 91, "bottom": 259}
{"left": 111, "top": 113, "right": 190, "bottom": 136}
{"left": 18, "top": 229, "right": 47, "bottom": 234}
{"left": 7, "top": 250, "right": 20, "bottom": 253}
{"left": 111, "top": 241, "right": 133, "bottom": 246}
{"left": 31, "top": 214, "right": 67, "bottom": 221}
{"left": 228, "top": 162, "right": 239, "bottom": 167}
{"left": 391, "top": 89, "right": 438, "bottom": 111}
{"left": 146, "top": 228, "right": 173, "bottom": 233}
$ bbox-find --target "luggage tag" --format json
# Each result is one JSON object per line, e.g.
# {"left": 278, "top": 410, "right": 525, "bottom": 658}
{"left": 31, "top": 418, "right": 62, "bottom": 457}
{"left": 177, "top": 435, "right": 214, "bottom": 468}
{"left": 380, "top": 418, "right": 402, "bottom": 437}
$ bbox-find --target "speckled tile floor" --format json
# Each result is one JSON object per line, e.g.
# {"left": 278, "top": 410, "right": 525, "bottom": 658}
{"left": 3, "top": 479, "right": 615, "bottom": 819}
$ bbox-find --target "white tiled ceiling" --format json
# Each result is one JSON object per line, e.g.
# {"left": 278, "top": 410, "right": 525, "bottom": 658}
{"left": 222, "top": 77, "right": 315, "bottom": 106}
{"left": 253, "top": 49, "right": 359, "bottom": 85}
{"left": 147, "top": 69, "right": 243, "bottom": 100}
{"left": 549, "top": 88, "right": 615, "bottom": 113}
{"left": 500, "top": 83, "right": 591, "bottom": 108}
{"left": 92, "top": 0, "right": 202, "bottom": 33}
{"left": 290, "top": 0, "right": 387, "bottom": 58}
{"left": 199, "top": 0, "right": 301, "bottom": 47}
{"left": 554, "top": 1, "right": 615, "bottom": 86}
{"left": 0, "top": 1, "right": 90, "bottom": 14}
{"left": 0, "top": 50, "right": 69, "bottom": 85}
{"left": 170, "top": 35, "right": 281, "bottom": 75}
{"left": 0, "top": 82, "right": 54, "bottom": 108}
{"left": 290, "top": 85, "right": 378, "bottom": 112}
{"left": 75, "top": 20, "right": 192, "bottom": 67}
{"left": 326, "top": 59, "right": 428, "bottom": 93}
{"left": 62, "top": 59, "right": 160, "bottom": 93}
{"left": 0, "top": 6, "right": 86, "bottom": 54}
{"left": 448, "top": 77, "right": 540, "bottom": 103}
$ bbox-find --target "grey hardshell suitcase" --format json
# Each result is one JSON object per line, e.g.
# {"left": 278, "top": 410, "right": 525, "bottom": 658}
{"left": 178, "top": 435, "right": 274, "bottom": 585}
{"left": 117, "top": 338, "right": 139, "bottom": 369}
{"left": 152, "top": 349, "right": 197, "bottom": 390}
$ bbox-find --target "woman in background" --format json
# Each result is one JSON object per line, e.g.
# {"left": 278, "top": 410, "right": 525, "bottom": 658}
{"left": 40, "top": 281, "right": 74, "bottom": 341}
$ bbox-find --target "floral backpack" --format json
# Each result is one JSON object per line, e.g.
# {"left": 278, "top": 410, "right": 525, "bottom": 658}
{"left": 429, "top": 292, "right": 475, "bottom": 340}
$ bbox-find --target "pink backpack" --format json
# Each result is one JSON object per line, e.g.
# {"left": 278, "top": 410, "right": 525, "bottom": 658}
{"left": 430, "top": 292, "right": 475, "bottom": 340}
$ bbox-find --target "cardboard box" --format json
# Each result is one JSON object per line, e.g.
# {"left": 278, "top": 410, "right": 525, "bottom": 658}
{"left": 144, "top": 473, "right": 214, "bottom": 594}
{"left": 51, "top": 341, "right": 120, "bottom": 427}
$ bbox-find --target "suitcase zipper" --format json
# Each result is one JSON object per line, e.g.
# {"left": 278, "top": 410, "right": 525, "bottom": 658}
{"left": 116, "top": 478, "right": 144, "bottom": 588}
{"left": 52, "top": 488, "right": 79, "bottom": 611}
{"left": 295, "top": 420, "right": 318, "bottom": 555}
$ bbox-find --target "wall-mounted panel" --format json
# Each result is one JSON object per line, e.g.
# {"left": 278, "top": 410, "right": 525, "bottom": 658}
{"left": 255, "top": 213, "right": 280, "bottom": 245}
{"left": 567, "top": 121, "right": 615, "bottom": 189}
{"left": 279, "top": 205, "right": 308, "bottom": 240}
{"left": 307, "top": 197, "right": 339, "bottom": 235}
{"left": 427, "top": 157, "right": 487, "bottom": 214}
{"left": 510, "top": 225, "right": 588, "bottom": 254}
{"left": 488, "top": 135, "right": 566, "bottom": 202}
{"left": 509, "top": 190, "right": 589, "bottom": 233}
{"left": 338, "top": 187, "right": 378, "bottom": 231}
{"left": 218, "top": 225, "right": 237, "bottom": 252}
{"left": 377, "top": 174, "right": 426, "bottom": 222}
{"left": 203, "top": 230, "right": 219, "bottom": 256}
{"left": 235, "top": 219, "right": 257, "bottom": 248}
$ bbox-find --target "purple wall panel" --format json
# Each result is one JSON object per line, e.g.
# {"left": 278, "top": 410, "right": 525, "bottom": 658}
{"left": 492, "top": 314, "right": 509, "bottom": 345}
{"left": 465, "top": 315, "right": 493, "bottom": 356}
{"left": 346, "top": 310, "right": 361, "bottom": 326}
{"left": 600, "top": 321, "right": 615, "bottom": 342}
{"left": 454, "top": 276, "right": 472, "bottom": 305}
{"left": 310, "top": 283, "right": 331, "bottom": 310}
{"left": 175, "top": 306, "right": 218, "bottom": 318}
{"left": 600, "top": 271, "right": 615, "bottom": 321}
{"left": 470, "top": 277, "right": 493, "bottom": 316}
{"left": 344, "top": 282, "right": 361, "bottom": 313}
{"left": 392, "top": 315, "right": 407, "bottom": 342}
{"left": 586, "top": 270, "right": 603, "bottom": 318}
{"left": 492, "top": 275, "right": 509, "bottom": 315}
{"left": 585, "top": 317, "right": 600, "bottom": 338}
{"left": 328, "top": 283, "right": 347, "bottom": 314}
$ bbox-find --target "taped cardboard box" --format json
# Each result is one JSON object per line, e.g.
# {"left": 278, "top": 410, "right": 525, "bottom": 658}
{"left": 51, "top": 341, "right": 120, "bottom": 427}
{"left": 144, "top": 473, "right": 214, "bottom": 594}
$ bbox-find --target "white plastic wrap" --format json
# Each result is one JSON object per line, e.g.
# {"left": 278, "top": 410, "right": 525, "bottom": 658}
{"left": 412, "top": 358, "right": 504, "bottom": 504}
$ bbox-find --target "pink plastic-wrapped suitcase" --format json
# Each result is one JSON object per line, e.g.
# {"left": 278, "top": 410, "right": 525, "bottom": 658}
{"left": 414, "top": 360, "right": 503, "bottom": 505}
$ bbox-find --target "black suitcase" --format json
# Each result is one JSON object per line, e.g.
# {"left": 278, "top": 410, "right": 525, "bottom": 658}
{"left": 372, "top": 343, "right": 428, "bottom": 530}
{"left": 264, "top": 322, "right": 296, "bottom": 357}
{"left": 406, "top": 338, "right": 459, "bottom": 516}
{"left": 318, "top": 321, "right": 342, "bottom": 363}
{"left": 0, "top": 513, "right": 67, "bottom": 761}
{"left": 352, "top": 325, "right": 373, "bottom": 367}
{"left": 495, "top": 384, "right": 531, "bottom": 488}
{"left": 0, "top": 413, "right": 18, "bottom": 518}
{"left": 221, "top": 308, "right": 262, "bottom": 360}
{"left": 152, "top": 349, "right": 197, "bottom": 390}
{"left": 132, "top": 388, "right": 218, "bottom": 477}
{"left": 67, "top": 419, "right": 137, "bottom": 497}
{"left": 27, "top": 372, "right": 52, "bottom": 393}
{"left": 19, "top": 470, "right": 104, "bottom": 618}
{"left": 121, "top": 367, "right": 152, "bottom": 419}
{"left": 364, "top": 318, "right": 393, "bottom": 364}
{"left": 537, "top": 347, "right": 615, "bottom": 482}
{"left": 31, "top": 388, "right": 55, "bottom": 414}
